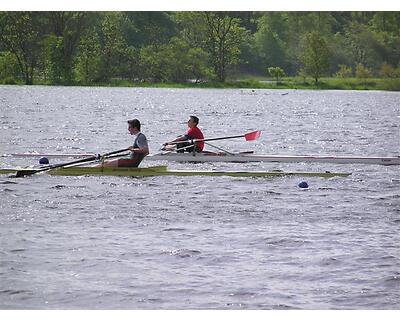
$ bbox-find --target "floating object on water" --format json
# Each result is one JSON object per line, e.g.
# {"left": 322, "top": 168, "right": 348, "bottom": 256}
{"left": 39, "top": 157, "right": 49, "bottom": 165}
{"left": 298, "top": 181, "right": 309, "bottom": 188}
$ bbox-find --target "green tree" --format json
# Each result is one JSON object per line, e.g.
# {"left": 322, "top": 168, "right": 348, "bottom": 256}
{"left": 355, "top": 63, "right": 373, "bottom": 78}
{"left": 163, "top": 37, "right": 191, "bottom": 82}
{"left": 75, "top": 28, "right": 101, "bottom": 83}
{"left": 284, "top": 12, "right": 337, "bottom": 74}
{"left": 335, "top": 64, "right": 353, "bottom": 78}
{"left": 124, "top": 12, "right": 177, "bottom": 47}
{"left": 46, "top": 12, "right": 91, "bottom": 84}
{"left": 163, "top": 37, "right": 210, "bottom": 83}
{"left": 267, "top": 66, "right": 285, "bottom": 83}
{"left": 41, "top": 35, "right": 64, "bottom": 83}
{"left": 139, "top": 45, "right": 169, "bottom": 82}
{"left": 174, "top": 12, "right": 207, "bottom": 49}
{"left": 329, "top": 33, "right": 353, "bottom": 75}
{"left": 0, "top": 51, "right": 19, "bottom": 83}
{"left": 187, "top": 48, "right": 212, "bottom": 82}
{"left": 176, "top": 12, "right": 247, "bottom": 82}
{"left": 254, "top": 13, "right": 288, "bottom": 72}
{"left": 204, "top": 12, "right": 247, "bottom": 82}
{"left": 0, "top": 12, "right": 45, "bottom": 84}
{"left": 379, "top": 63, "right": 398, "bottom": 78}
{"left": 344, "top": 22, "right": 385, "bottom": 70}
{"left": 1, "top": 11, "right": 399, "bottom": 86}
{"left": 123, "top": 46, "right": 141, "bottom": 82}
{"left": 300, "top": 32, "right": 330, "bottom": 83}
{"left": 370, "top": 12, "right": 400, "bottom": 67}
{"left": 98, "top": 13, "right": 129, "bottom": 81}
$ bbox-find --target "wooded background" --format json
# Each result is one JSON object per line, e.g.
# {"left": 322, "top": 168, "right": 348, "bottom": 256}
{"left": 0, "top": 12, "right": 399, "bottom": 85}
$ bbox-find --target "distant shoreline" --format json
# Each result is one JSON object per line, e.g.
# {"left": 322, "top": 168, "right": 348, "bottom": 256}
{"left": 2, "top": 77, "right": 400, "bottom": 91}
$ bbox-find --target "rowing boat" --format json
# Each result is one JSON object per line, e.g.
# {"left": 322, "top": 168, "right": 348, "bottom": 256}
{"left": 147, "top": 152, "right": 400, "bottom": 165}
{"left": 6, "top": 128, "right": 398, "bottom": 167}
{"left": 0, "top": 165, "right": 351, "bottom": 178}
{"left": 7, "top": 152, "right": 399, "bottom": 165}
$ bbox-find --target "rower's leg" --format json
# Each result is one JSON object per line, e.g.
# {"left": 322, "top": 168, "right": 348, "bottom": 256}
{"left": 96, "top": 159, "right": 119, "bottom": 167}
{"left": 176, "top": 142, "right": 192, "bottom": 153}
{"left": 116, "top": 154, "right": 145, "bottom": 167}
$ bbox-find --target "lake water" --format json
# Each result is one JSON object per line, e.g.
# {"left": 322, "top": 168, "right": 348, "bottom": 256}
{"left": 0, "top": 85, "right": 399, "bottom": 309}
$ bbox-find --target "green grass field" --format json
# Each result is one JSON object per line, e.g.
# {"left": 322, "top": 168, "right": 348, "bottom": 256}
{"left": 3, "top": 76, "right": 400, "bottom": 91}
{"left": 109, "top": 77, "right": 400, "bottom": 91}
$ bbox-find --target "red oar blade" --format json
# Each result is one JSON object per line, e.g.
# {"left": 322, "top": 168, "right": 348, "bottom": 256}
{"left": 244, "top": 130, "right": 261, "bottom": 141}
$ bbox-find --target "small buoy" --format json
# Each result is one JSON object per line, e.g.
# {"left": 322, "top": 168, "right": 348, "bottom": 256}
{"left": 39, "top": 157, "right": 49, "bottom": 165}
{"left": 298, "top": 181, "right": 308, "bottom": 189}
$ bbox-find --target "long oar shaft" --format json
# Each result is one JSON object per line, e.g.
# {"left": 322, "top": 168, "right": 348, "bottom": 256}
{"left": 166, "top": 131, "right": 261, "bottom": 145}
{"left": 7, "top": 153, "right": 96, "bottom": 158}
{"left": 15, "top": 148, "right": 130, "bottom": 177}
{"left": 195, "top": 134, "right": 246, "bottom": 142}
{"left": 194, "top": 130, "right": 261, "bottom": 143}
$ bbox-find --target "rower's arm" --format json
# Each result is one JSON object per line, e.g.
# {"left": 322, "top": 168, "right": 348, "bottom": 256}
{"left": 129, "top": 145, "right": 149, "bottom": 156}
{"left": 164, "top": 135, "right": 188, "bottom": 145}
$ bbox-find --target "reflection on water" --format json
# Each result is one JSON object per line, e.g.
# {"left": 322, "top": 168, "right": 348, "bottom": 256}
{"left": 0, "top": 86, "right": 399, "bottom": 309}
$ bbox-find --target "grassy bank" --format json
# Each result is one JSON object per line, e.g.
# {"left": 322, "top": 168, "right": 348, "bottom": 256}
{"left": 3, "top": 77, "right": 400, "bottom": 91}
{"left": 225, "top": 76, "right": 400, "bottom": 91}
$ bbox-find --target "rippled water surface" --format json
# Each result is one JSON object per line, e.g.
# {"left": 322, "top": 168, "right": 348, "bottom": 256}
{"left": 0, "top": 86, "right": 399, "bottom": 309}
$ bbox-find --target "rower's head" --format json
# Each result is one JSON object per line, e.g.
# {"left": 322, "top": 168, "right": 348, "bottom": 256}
{"left": 188, "top": 116, "right": 199, "bottom": 128}
{"left": 128, "top": 119, "right": 141, "bottom": 134}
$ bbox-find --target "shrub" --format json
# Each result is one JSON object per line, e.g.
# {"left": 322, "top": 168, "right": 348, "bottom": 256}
{"left": 379, "top": 63, "right": 399, "bottom": 78}
{"left": 297, "top": 68, "right": 308, "bottom": 83}
{"left": 267, "top": 66, "right": 285, "bottom": 83}
{"left": 383, "top": 79, "right": 400, "bottom": 91}
{"left": 3, "top": 77, "right": 17, "bottom": 84}
{"left": 335, "top": 64, "right": 353, "bottom": 78}
{"left": 355, "top": 63, "right": 373, "bottom": 79}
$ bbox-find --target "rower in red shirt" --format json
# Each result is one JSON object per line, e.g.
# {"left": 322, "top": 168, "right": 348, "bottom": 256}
{"left": 163, "top": 116, "right": 205, "bottom": 153}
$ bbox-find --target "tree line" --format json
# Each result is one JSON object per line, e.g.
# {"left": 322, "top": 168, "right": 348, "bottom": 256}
{"left": 0, "top": 12, "right": 399, "bottom": 85}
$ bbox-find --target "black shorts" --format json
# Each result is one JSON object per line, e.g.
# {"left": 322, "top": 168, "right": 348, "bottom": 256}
{"left": 117, "top": 153, "right": 145, "bottom": 167}
{"left": 176, "top": 142, "right": 202, "bottom": 153}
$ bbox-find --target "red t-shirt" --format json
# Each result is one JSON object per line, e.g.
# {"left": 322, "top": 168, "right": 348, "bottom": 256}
{"left": 186, "top": 127, "right": 205, "bottom": 151}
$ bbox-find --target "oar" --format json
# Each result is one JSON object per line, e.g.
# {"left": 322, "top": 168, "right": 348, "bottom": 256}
{"left": 8, "top": 153, "right": 96, "bottom": 158}
{"left": 166, "top": 130, "right": 261, "bottom": 145}
{"left": 14, "top": 148, "right": 130, "bottom": 178}
{"left": 196, "top": 130, "right": 261, "bottom": 143}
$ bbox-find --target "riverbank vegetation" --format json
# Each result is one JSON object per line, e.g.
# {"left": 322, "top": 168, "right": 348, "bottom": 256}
{"left": 0, "top": 12, "right": 399, "bottom": 90}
